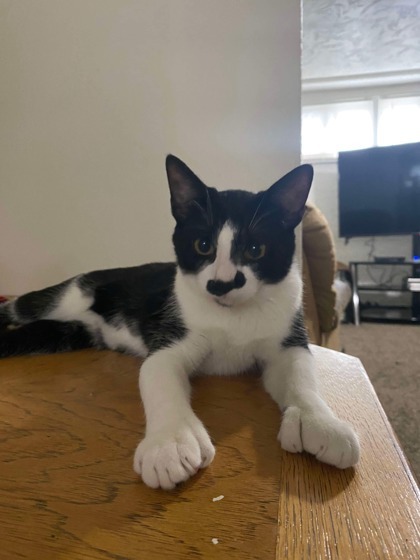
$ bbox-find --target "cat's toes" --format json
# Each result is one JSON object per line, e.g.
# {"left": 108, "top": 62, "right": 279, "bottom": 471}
{"left": 279, "top": 406, "right": 360, "bottom": 469}
{"left": 133, "top": 419, "right": 215, "bottom": 490}
{"left": 302, "top": 413, "right": 360, "bottom": 469}
{"left": 278, "top": 406, "right": 303, "bottom": 453}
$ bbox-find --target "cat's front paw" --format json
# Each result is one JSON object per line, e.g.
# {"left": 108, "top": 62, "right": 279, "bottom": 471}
{"left": 279, "top": 406, "right": 360, "bottom": 469}
{"left": 133, "top": 417, "right": 215, "bottom": 490}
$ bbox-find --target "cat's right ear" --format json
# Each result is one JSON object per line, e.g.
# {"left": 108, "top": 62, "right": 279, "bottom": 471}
{"left": 166, "top": 155, "right": 208, "bottom": 222}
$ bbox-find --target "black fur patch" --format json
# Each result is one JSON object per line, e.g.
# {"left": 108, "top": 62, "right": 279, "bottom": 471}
{"left": 0, "top": 302, "right": 13, "bottom": 330}
{"left": 282, "top": 311, "right": 309, "bottom": 349}
{"left": 81, "top": 263, "right": 187, "bottom": 353}
{"left": 0, "top": 320, "right": 92, "bottom": 358}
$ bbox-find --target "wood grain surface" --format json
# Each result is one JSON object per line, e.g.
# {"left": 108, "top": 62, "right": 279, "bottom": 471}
{"left": 0, "top": 346, "right": 419, "bottom": 559}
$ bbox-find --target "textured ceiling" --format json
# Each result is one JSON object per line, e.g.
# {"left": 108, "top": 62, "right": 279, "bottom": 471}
{"left": 302, "top": 0, "right": 420, "bottom": 80}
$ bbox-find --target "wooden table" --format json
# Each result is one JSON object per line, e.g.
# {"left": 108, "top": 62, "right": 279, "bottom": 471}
{"left": 0, "top": 346, "right": 419, "bottom": 559}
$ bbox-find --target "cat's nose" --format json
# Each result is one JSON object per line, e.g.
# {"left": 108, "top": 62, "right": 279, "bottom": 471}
{"left": 207, "top": 271, "right": 246, "bottom": 296}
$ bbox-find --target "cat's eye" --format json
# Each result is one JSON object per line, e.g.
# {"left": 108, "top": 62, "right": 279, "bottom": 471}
{"left": 194, "top": 238, "right": 215, "bottom": 256}
{"left": 245, "top": 243, "right": 266, "bottom": 261}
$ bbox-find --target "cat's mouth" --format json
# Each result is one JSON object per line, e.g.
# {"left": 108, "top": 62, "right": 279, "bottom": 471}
{"left": 210, "top": 292, "right": 234, "bottom": 308}
{"left": 211, "top": 288, "right": 253, "bottom": 308}
{"left": 215, "top": 298, "right": 232, "bottom": 308}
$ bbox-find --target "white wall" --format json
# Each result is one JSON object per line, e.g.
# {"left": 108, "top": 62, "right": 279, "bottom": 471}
{"left": 309, "top": 162, "right": 412, "bottom": 263}
{"left": 0, "top": 0, "right": 302, "bottom": 294}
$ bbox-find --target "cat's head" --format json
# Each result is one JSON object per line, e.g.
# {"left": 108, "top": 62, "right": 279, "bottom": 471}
{"left": 166, "top": 155, "right": 313, "bottom": 308}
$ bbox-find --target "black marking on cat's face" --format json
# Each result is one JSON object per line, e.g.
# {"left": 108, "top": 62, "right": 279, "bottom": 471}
{"left": 207, "top": 271, "right": 246, "bottom": 297}
{"left": 166, "top": 155, "right": 313, "bottom": 303}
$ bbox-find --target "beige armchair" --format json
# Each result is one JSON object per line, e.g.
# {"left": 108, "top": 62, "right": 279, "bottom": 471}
{"left": 302, "top": 203, "right": 340, "bottom": 350}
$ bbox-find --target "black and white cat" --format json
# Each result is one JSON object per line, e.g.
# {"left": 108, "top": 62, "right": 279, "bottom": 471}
{"left": 0, "top": 156, "right": 360, "bottom": 489}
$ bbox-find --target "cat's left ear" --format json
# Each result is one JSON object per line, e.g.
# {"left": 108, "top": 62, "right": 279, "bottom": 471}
{"left": 263, "top": 164, "right": 313, "bottom": 229}
{"left": 166, "top": 155, "right": 209, "bottom": 222}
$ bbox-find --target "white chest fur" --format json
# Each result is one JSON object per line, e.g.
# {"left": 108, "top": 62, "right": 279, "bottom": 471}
{"left": 174, "top": 262, "right": 303, "bottom": 375}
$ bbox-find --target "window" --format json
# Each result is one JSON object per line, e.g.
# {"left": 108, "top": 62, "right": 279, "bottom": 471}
{"left": 302, "top": 95, "right": 420, "bottom": 159}
{"left": 378, "top": 96, "right": 420, "bottom": 146}
{"left": 302, "top": 101, "right": 374, "bottom": 158}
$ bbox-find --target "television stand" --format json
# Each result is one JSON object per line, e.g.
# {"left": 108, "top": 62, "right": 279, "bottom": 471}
{"left": 350, "top": 259, "right": 420, "bottom": 325}
{"left": 373, "top": 256, "right": 405, "bottom": 264}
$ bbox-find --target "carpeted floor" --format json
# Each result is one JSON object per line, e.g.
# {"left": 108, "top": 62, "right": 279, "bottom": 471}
{"left": 340, "top": 322, "right": 420, "bottom": 482}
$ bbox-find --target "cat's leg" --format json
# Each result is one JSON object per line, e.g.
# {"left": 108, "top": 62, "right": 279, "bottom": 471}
{"left": 0, "top": 279, "right": 75, "bottom": 330}
{"left": 133, "top": 334, "right": 215, "bottom": 490}
{"left": 0, "top": 278, "right": 96, "bottom": 357}
{"left": 0, "top": 320, "right": 93, "bottom": 358}
{"left": 262, "top": 345, "right": 360, "bottom": 469}
{"left": 0, "top": 299, "right": 19, "bottom": 330}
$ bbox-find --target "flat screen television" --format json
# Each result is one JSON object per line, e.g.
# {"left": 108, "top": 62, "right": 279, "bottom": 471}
{"left": 338, "top": 141, "right": 420, "bottom": 238}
